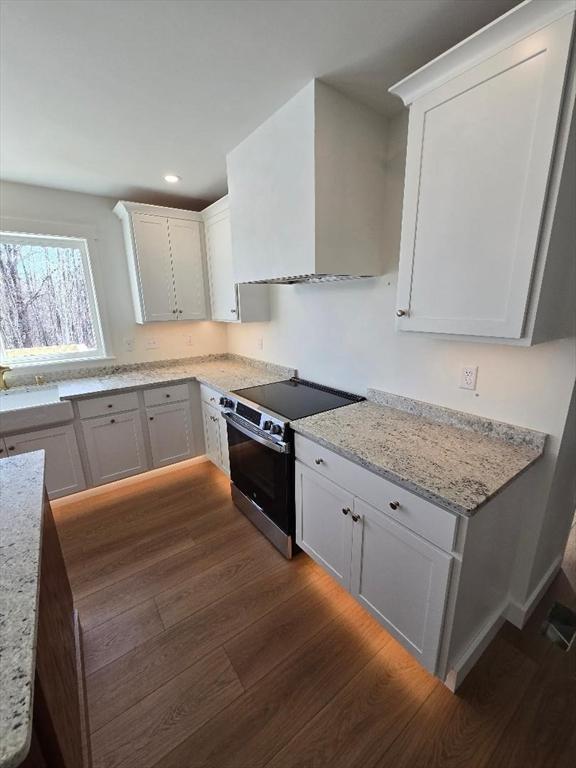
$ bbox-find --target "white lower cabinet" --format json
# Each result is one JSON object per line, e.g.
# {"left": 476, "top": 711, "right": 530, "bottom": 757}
{"left": 295, "top": 458, "right": 453, "bottom": 674}
{"left": 200, "top": 386, "right": 230, "bottom": 475}
{"left": 202, "top": 401, "right": 230, "bottom": 474}
{"left": 1, "top": 424, "right": 85, "bottom": 499}
{"left": 295, "top": 462, "right": 354, "bottom": 589}
{"left": 146, "top": 401, "right": 195, "bottom": 468}
{"left": 350, "top": 498, "right": 452, "bottom": 673}
{"left": 217, "top": 414, "right": 230, "bottom": 475}
{"left": 81, "top": 411, "right": 148, "bottom": 486}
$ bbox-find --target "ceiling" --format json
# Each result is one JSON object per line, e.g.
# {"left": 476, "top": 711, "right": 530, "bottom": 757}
{"left": 0, "top": 0, "right": 521, "bottom": 207}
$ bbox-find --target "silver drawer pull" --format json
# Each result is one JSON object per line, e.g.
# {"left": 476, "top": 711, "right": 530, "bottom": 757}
{"left": 389, "top": 501, "right": 400, "bottom": 511}
{"left": 315, "top": 458, "right": 324, "bottom": 465}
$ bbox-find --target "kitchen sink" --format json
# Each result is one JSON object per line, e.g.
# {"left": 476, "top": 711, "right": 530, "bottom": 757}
{"left": 0, "top": 386, "right": 73, "bottom": 433}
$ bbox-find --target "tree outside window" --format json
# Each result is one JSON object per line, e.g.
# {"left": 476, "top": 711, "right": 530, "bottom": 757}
{"left": 0, "top": 232, "right": 105, "bottom": 365}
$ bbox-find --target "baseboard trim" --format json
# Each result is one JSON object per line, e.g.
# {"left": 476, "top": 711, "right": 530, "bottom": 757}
{"left": 443, "top": 602, "right": 507, "bottom": 692}
{"left": 505, "top": 554, "right": 563, "bottom": 628}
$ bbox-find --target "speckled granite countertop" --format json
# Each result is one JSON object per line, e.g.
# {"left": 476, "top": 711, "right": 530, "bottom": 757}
{"left": 292, "top": 390, "right": 546, "bottom": 517}
{"left": 5, "top": 354, "right": 295, "bottom": 402}
{"left": 0, "top": 452, "right": 45, "bottom": 768}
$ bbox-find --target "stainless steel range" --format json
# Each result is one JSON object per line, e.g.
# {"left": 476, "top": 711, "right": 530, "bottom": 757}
{"left": 220, "top": 378, "right": 363, "bottom": 558}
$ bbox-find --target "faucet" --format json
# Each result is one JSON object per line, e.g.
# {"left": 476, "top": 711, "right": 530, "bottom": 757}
{"left": 0, "top": 366, "right": 11, "bottom": 391}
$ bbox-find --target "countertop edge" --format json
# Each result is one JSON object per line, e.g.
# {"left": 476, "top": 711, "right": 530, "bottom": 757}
{"left": 0, "top": 452, "right": 45, "bottom": 768}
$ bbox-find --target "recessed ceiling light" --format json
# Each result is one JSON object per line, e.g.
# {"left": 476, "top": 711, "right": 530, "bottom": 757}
{"left": 164, "top": 174, "right": 181, "bottom": 183}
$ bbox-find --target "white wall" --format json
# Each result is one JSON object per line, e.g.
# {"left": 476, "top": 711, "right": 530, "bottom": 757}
{"left": 0, "top": 180, "right": 228, "bottom": 367}
{"left": 227, "top": 111, "right": 576, "bottom": 602}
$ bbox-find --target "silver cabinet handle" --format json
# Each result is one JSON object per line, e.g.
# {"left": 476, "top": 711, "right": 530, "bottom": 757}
{"left": 110, "top": 419, "right": 116, "bottom": 424}
{"left": 389, "top": 501, "right": 400, "bottom": 510}
{"left": 149, "top": 416, "right": 154, "bottom": 421}
{"left": 396, "top": 309, "right": 407, "bottom": 317}
{"left": 230, "top": 308, "right": 237, "bottom": 314}
{"left": 341, "top": 507, "right": 350, "bottom": 516}
{"left": 178, "top": 309, "right": 183, "bottom": 314}
{"left": 315, "top": 458, "right": 324, "bottom": 465}
{"left": 351, "top": 512, "right": 361, "bottom": 523}
{"left": 172, "top": 309, "right": 177, "bottom": 314}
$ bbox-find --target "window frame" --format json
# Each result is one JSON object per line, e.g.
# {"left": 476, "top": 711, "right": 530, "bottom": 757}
{"left": 0, "top": 220, "right": 109, "bottom": 368}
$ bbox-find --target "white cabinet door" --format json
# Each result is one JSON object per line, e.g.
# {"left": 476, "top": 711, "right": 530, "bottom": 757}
{"left": 146, "top": 402, "right": 195, "bottom": 468}
{"left": 168, "top": 218, "right": 207, "bottom": 321}
{"left": 350, "top": 498, "right": 452, "bottom": 674}
{"left": 205, "top": 206, "right": 238, "bottom": 322}
{"left": 132, "top": 213, "right": 176, "bottom": 322}
{"left": 202, "top": 402, "right": 223, "bottom": 469}
{"left": 5, "top": 424, "right": 86, "bottom": 499}
{"left": 82, "top": 412, "right": 148, "bottom": 486}
{"left": 295, "top": 461, "right": 354, "bottom": 589}
{"left": 217, "top": 411, "right": 230, "bottom": 476}
{"left": 396, "top": 14, "right": 574, "bottom": 339}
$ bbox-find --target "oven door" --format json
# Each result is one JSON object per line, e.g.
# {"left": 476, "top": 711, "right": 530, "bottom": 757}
{"left": 224, "top": 414, "right": 293, "bottom": 536}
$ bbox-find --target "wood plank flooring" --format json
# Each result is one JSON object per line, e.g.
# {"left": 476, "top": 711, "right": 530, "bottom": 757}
{"left": 52, "top": 460, "right": 576, "bottom": 768}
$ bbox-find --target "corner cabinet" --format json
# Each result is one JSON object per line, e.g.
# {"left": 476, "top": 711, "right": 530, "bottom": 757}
{"left": 0, "top": 424, "right": 86, "bottom": 499}
{"left": 390, "top": 2, "right": 576, "bottom": 344}
{"left": 114, "top": 201, "right": 207, "bottom": 323}
{"left": 202, "top": 196, "right": 269, "bottom": 323}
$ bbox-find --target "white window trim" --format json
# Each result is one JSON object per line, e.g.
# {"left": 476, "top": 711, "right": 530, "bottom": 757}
{"left": 0, "top": 217, "right": 112, "bottom": 368}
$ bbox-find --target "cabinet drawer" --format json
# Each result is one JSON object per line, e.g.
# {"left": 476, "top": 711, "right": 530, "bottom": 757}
{"left": 77, "top": 392, "right": 139, "bottom": 419}
{"left": 200, "top": 384, "right": 222, "bottom": 406}
{"left": 143, "top": 383, "right": 189, "bottom": 407}
{"left": 294, "top": 433, "right": 457, "bottom": 552}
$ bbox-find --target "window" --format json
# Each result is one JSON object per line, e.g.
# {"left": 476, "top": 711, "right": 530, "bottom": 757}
{"left": 0, "top": 231, "right": 106, "bottom": 365}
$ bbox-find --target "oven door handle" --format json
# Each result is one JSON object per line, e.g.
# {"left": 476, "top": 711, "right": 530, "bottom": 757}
{"left": 223, "top": 412, "right": 291, "bottom": 454}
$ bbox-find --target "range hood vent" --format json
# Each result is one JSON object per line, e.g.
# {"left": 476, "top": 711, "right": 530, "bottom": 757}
{"left": 243, "top": 274, "right": 374, "bottom": 285}
{"left": 227, "top": 80, "right": 388, "bottom": 285}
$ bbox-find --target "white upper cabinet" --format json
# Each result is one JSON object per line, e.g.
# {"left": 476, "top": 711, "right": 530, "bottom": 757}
{"left": 130, "top": 213, "right": 175, "bottom": 322}
{"left": 114, "top": 201, "right": 207, "bottom": 323}
{"left": 227, "top": 79, "right": 388, "bottom": 284}
{"left": 390, "top": 0, "right": 576, "bottom": 344}
{"left": 202, "top": 196, "right": 269, "bottom": 322}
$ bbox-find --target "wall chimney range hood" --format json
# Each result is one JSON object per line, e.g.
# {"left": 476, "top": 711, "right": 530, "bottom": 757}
{"left": 227, "top": 80, "right": 389, "bottom": 285}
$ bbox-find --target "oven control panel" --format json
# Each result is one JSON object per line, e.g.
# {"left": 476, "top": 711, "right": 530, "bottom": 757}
{"left": 225, "top": 397, "right": 286, "bottom": 440}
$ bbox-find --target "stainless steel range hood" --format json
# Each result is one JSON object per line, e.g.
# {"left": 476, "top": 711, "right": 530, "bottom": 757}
{"left": 227, "top": 80, "right": 389, "bottom": 285}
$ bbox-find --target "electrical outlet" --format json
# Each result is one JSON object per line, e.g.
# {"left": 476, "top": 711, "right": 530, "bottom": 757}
{"left": 460, "top": 365, "right": 478, "bottom": 391}
{"left": 145, "top": 337, "right": 159, "bottom": 350}
{"left": 123, "top": 337, "right": 135, "bottom": 353}
{"left": 183, "top": 334, "right": 194, "bottom": 347}
{"left": 257, "top": 336, "right": 264, "bottom": 351}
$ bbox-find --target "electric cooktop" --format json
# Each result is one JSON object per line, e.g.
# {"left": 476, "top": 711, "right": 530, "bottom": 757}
{"left": 232, "top": 377, "right": 364, "bottom": 422}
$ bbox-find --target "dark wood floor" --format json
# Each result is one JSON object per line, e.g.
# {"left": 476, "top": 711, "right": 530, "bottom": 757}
{"left": 52, "top": 459, "right": 576, "bottom": 768}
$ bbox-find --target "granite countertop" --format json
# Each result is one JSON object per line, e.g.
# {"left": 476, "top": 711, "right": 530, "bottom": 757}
{"left": 0, "top": 452, "right": 45, "bottom": 768}
{"left": 292, "top": 390, "right": 546, "bottom": 517}
{"left": 54, "top": 355, "right": 295, "bottom": 400}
